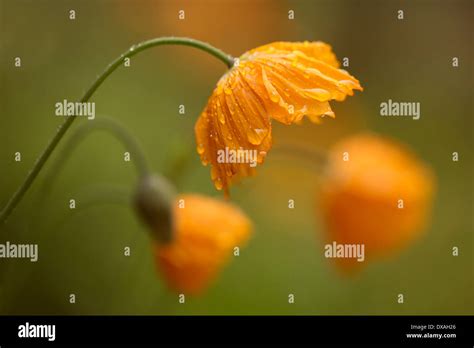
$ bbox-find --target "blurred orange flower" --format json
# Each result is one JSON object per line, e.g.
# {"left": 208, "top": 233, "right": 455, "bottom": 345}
{"left": 153, "top": 194, "right": 252, "bottom": 294}
{"left": 318, "top": 133, "right": 435, "bottom": 272}
{"left": 196, "top": 41, "right": 363, "bottom": 195}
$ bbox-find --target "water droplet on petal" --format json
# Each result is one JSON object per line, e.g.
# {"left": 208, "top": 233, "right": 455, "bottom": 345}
{"left": 269, "top": 93, "right": 280, "bottom": 103}
{"left": 247, "top": 128, "right": 268, "bottom": 145}
{"left": 217, "top": 108, "right": 226, "bottom": 124}
{"left": 197, "top": 143, "right": 205, "bottom": 154}
{"left": 262, "top": 68, "right": 281, "bottom": 103}
{"left": 214, "top": 177, "right": 223, "bottom": 190}
{"left": 226, "top": 101, "right": 235, "bottom": 115}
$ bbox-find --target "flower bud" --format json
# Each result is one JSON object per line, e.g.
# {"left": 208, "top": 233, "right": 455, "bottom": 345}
{"left": 134, "top": 174, "right": 176, "bottom": 243}
{"left": 154, "top": 194, "right": 252, "bottom": 295}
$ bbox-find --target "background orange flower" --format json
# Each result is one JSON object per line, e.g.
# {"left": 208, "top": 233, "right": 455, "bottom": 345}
{"left": 318, "top": 133, "right": 436, "bottom": 272}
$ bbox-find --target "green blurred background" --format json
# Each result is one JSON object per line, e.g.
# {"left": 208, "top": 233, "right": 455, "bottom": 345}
{"left": 0, "top": 0, "right": 472, "bottom": 315}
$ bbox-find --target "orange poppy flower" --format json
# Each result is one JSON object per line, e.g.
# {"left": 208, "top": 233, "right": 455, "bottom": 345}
{"left": 196, "top": 41, "right": 363, "bottom": 195}
{"left": 153, "top": 194, "right": 252, "bottom": 294}
{"left": 318, "top": 133, "right": 435, "bottom": 273}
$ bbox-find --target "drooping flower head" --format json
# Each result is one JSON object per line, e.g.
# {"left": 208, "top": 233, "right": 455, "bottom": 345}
{"left": 318, "top": 133, "right": 435, "bottom": 273}
{"left": 154, "top": 194, "right": 252, "bottom": 294}
{"left": 196, "top": 41, "right": 363, "bottom": 194}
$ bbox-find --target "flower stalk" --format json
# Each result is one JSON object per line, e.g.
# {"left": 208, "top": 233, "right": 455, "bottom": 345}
{"left": 40, "top": 116, "right": 150, "bottom": 198}
{"left": 0, "top": 37, "right": 234, "bottom": 224}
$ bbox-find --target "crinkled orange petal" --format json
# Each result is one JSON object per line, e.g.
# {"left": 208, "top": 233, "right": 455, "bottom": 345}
{"left": 246, "top": 41, "right": 340, "bottom": 68}
{"left": 196, "top": 41, "right": 363, "bottom": 193}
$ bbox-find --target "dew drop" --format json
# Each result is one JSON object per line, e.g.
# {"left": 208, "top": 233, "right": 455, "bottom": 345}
{"left": 262, "top": 68, "right": 280, "bottom": 103}
{"left": 217, "top": 108, "right": 226, "bottom": 124}
{"left": 197, "top": 143, "right": 205, "bottom": 154}
{"left": 214, "top": 177, "right": 223, "bottom": 190}
{"left": 227, "top": 101, "right": 235, "bottom": 115}
{"left": 247, "top": 128, "right": 268, "bottom": 145}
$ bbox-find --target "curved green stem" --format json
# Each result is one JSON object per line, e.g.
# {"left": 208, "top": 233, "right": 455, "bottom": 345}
{"left": 0, "top": 37, "right": 234, "bottom": 224}
{"left": 40, "top": 116, "right": 149, "bottom": 199}
{"left": 51, "top": 184, "right": 132, "bottom": 233}
{"left": 29, "top": 116, "right": 148, "bottom": 232}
